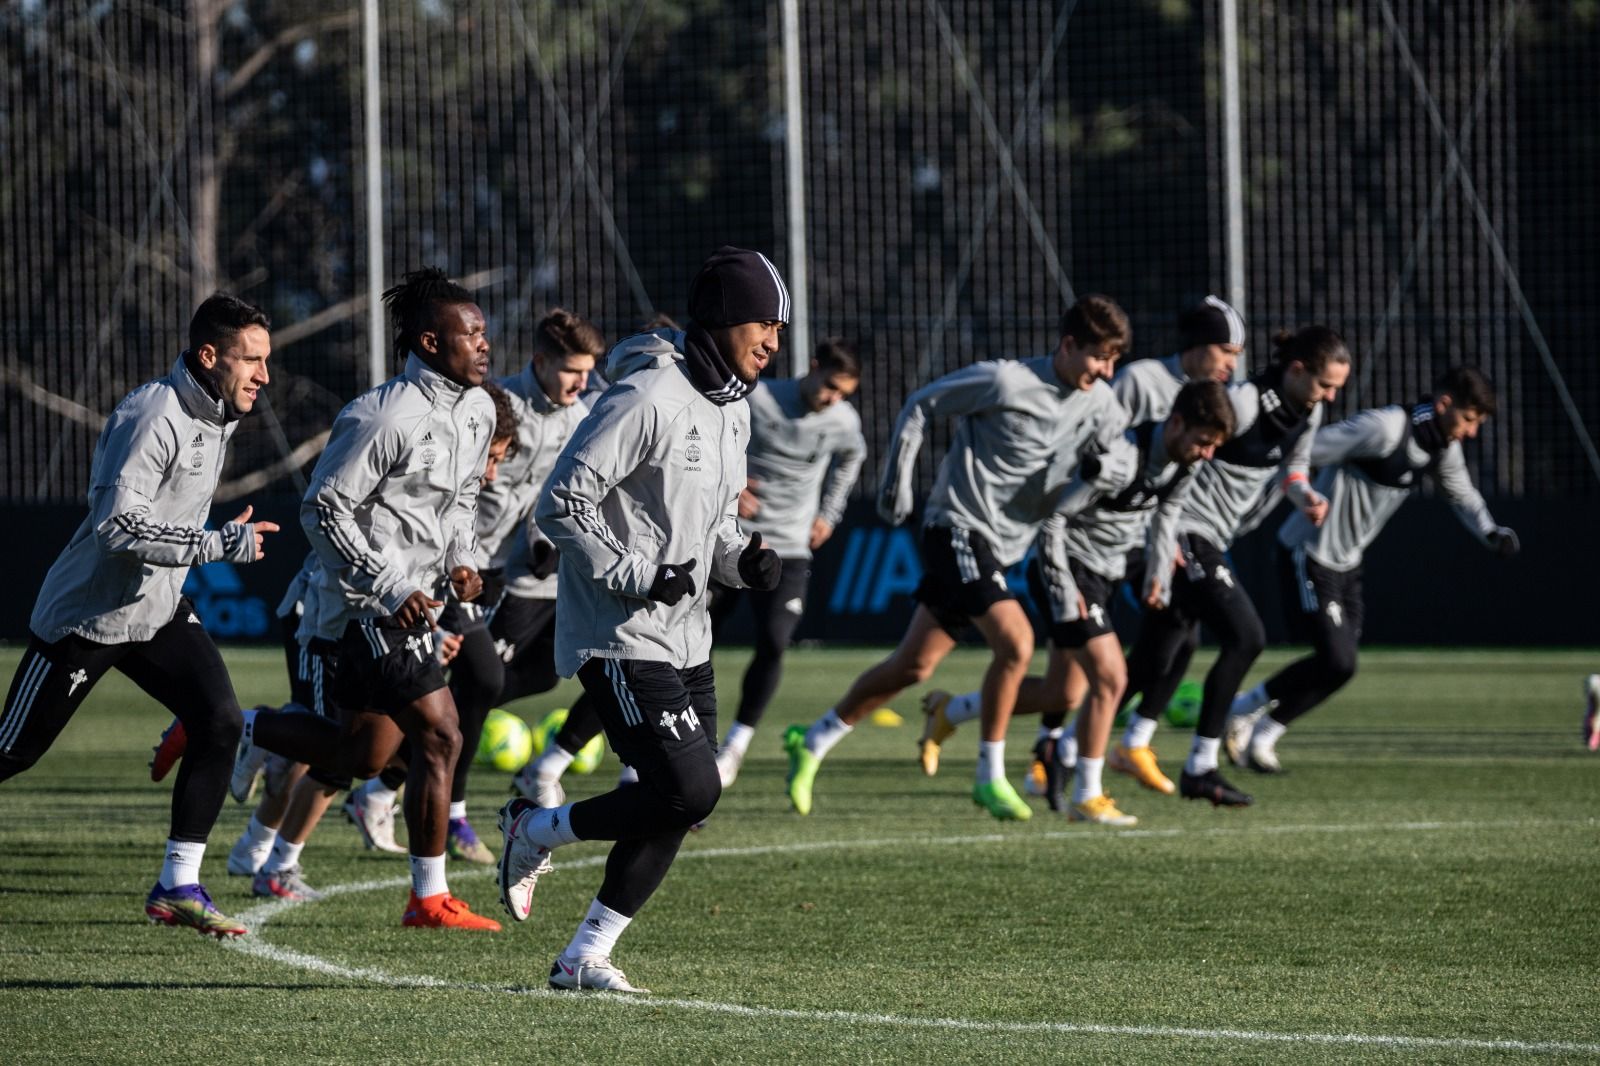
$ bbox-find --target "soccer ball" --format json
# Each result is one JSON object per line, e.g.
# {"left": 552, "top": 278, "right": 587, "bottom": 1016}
{"left": 533, "top": 708, "right": 606, "bottom": 774}
{"left": 476, "top": 708, "right": 534, "bottom": 772}
{"left": 1165, "top": 679, "right": 1203, "bottom": 729}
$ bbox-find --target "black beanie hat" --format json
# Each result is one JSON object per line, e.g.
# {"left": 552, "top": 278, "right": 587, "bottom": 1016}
{"left": 688, "top": 246, "right": 791, "bottom": 328}
{"left": 1177, "top": 295, "right": 1246, "bottom": 350}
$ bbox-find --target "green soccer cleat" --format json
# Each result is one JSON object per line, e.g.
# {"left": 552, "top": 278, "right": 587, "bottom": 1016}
{"left": 971, "top": 777, "right": 1032, "bottom": 821}
{"left": 783, "top": 725, "right": 819, "bottom": 816}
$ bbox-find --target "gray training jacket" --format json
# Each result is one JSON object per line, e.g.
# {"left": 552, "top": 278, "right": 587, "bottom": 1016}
{"left": 30, "top": 355, "right": 260, "bottom": 644}
{"left": 1111, "top": 353, "right": 1190, "bottom": 428}
{"left": 536, "top": 329, "right": 748, "bottom": 675}
{"left": 878, "top": 355, "right": 1127, "bottom": 568}
{"left": 475, "top": 364, "right": 591, "bottom": 600}
{"left": 1278, "top": 404, "right": 1500, "bottom": 571}
{"left": 744, "top": 377, "right": 867, "bottom": 560}
{"left": 298, "top": 354, "right": 494, "bottom": 641}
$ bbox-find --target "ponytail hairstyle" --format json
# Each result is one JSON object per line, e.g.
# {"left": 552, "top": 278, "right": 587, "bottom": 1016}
{"left": 381, "top": 267, "right": 474, "bottom": 362}
{"left": 534, "top": 307, "right": 605, "bottom": 359}
{"left": 1269, "top": 325, "right": 1350, "bottom": 374}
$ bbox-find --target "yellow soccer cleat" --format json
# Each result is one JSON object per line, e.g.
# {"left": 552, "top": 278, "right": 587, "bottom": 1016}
{"left": 1068, "top": 793, "right": 1138, "bottom": 827}
{"left": 918, "top": 690, "right": 958, "bottom": 777}
{"left": 1108, "top": 743, "right": 1175, "bottom": 795}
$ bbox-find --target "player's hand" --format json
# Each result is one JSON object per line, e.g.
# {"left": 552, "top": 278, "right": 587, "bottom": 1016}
{"left": 1301, "top": 495, "right": 1329, "bottom": 527}
{"left": 1076, "top": 592, "right": 1089, "bottom": 621}
{"left": 450, "top": 566, "right": 483, "bottom": 603}
{"left": 738, "top": 478, "right": 761, "bottom": 520}
{"left": 1144, "top": 575, "right": 1167, "bottom": 609}
{"left": 809, "top": 517, "right": 834, "bottom": 551}
{"left": 647, "top": 558, "right": 698, "bottom": 606}
{"left": 1488, "top": 526, "right": 1520, "bottom": 558}
{"left": 877, "top": 480, "right": 913, "bottom": 526}
{"left": 436, "top": 630, "right": 464, "bottom": 665}
{"left": 231, "top": 504, "right": 280, "bottom": 560}
{"left": 392, "top": 590, "right": 444, "bottom": 628}
{"left": 738, "top": 531, "right": 782, "bottom": 591}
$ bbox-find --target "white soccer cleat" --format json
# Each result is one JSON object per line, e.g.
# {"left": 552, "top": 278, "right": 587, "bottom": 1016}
{"left": 343, "top": 789, "right": 407, "bottom": 853}
{"left": 511, "top": 764, "right": 566, "bottom": 808}
{"left": 1224, "top": 708, "right": 1266, "bottom": 768}
{"left": 1246, "top": 734, "right": 1283, "bottom": 774}
{"left": 226, "top": 832, "right": 271, "bottom": 877}
{"left": 229, "top": 731, "right": 269, "bottom": 804}
{"left": 548, "top": 953, "right": 649, "bottom": 993}
{"left": 716, "top": 745, "right": 745, "bottom": 788}
{"left": 495, "top": 798, "right": 554, "bottom": 922}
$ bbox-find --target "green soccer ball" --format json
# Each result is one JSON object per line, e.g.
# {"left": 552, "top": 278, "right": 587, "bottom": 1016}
{"left": 476, "top": 708, "right": 534, "bottom": 772}
{"left": 535, "top": 708, "right": 606, "bottom": 775}
{"left": 1165, "top": 679, "right": 1203, "bottom": 729}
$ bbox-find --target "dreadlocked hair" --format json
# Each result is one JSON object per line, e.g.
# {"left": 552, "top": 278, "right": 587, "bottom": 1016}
{"left": 382, "top": 267, "right": 474, "bottom": 362}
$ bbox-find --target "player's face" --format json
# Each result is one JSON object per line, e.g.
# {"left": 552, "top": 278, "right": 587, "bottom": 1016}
{"left": 1438, "top": 397, "right": 1487, "bottom": 442}
{"left": 204, "top": 324, "right": 272, "bottom": 414}
{"left": 423, "top": 302, "right": 490, "bottom": 387}
{"left": 801, "top": 366, "right": 859, "bottom": 412}
{"left": 1186, "top": 342, "right": 1242, "bottom": 383}
{"left": 711, "top": 320, "right": 783, "bottom": 386}
{"left": 1056, "top": 337, "right": 1122, "bottom": 391}
{"left": 1167, "top": 417, "right": 1227, "bottom": 464}
{"left": 534, "top": 350, "right": 596, "bottom": 407}
{"left": 1285, "top": 358, "right": 1349, "bottom": 408}
{"left": 482, "top": 436, "right": 511, "bottom": 484}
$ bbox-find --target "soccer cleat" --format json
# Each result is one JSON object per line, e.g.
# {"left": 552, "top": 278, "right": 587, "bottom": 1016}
{"left": 402, "top": 891, "right": 501, "bottom": 931}
{"left": 144, "top": 882, "right": 248, "bottom": 938}
{"left": 149, "top": 718, "right": 187, "bottom": 782}
{"left": 716, "top": 744, "right": 745, "bottom": 788}
{"left": 1031, "top": 736, "right": 1069, "bottom": 813}
{"left": 229, "top": 711, "right": 271, "bottom": 803}
{"left": 1069, "top": 793, "right": 1138, "bottom": 826}
{"left": 548, "top": 953, "right": 649, "bottom": 994}
{"left": 1108, "top": 743, "right": 1176, "bottom": 795}
{"left": 343, "top": 789, "right": 407, "bottom": 853}
{"left": 1224, "top": 708, "right": 1265, "bottom": 768}
{"left": 1178, "top": 768, "right": 1254, "bottom": 807}
{"left": 783, "top": 725, "right": 819, "bottom": 816}
{"left": 971, "top": 777, "right": 1032, "bottom": 821}
{"left": 1244, "top": 736, "right": 1284, "bottom": 775}
{"left": 1023, "top": 755, "right": 1047, "bottom": 797}
{"left": 226, "top": 832, "right": 271, "bottom": 877}
{"left": 495, "top": 798, "right": 554, "bottom": 922}
{"left": 252, "top": 865, "right": 325, "bottom": 902}
{"left": 511, "top": 762, "right": 567, "bottom": 808}
{"left": 917, "top": 690, "right": 958, "bottom": 776}
{"left": 1584, "top": 675, "right": 1600, "bottom": 752}
{"left": 262, "top": 754, "right": 296, "bottom": 799}
{"left": 447, "top": 817, "right": 495, "bottom": 865}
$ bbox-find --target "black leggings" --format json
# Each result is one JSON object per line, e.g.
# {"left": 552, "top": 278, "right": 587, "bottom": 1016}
{"left": 1, "top": 608, "right": 242, "bottom": 843}
{"left": 707, "top": 559, "right": 811, "bottom": 729}
{"left": 1263, "top": 548, "right": 1363, "bottom": 726}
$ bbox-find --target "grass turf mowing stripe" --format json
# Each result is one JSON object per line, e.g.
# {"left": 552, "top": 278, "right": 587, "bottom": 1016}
{"left": 222, "top": 820, "right": 1600, "bottom": 1058}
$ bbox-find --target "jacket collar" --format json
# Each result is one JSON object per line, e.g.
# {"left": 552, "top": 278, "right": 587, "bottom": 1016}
{"left": 405, "top": 352, "right": 471, "bottom": 404}
{"left": 518, "top": 363, "right": 559, "bottom": 415}
{"left": 170, "top": 353, "right": 228, "bottom": 426}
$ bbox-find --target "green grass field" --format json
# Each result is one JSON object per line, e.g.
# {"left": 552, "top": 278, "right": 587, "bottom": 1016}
{"left": 1, "top": 644, "right": 1597, "bottom": 1064}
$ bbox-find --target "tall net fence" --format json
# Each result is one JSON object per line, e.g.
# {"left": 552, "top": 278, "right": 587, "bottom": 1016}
{"left": 3, "top": 0, "right": 1596, "bottom": 505}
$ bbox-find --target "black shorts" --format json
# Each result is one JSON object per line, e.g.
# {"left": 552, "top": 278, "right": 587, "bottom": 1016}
{"left": 438, "top": 599, "right": 491, "bottom": 636}
{"left": 330, "top": 618, "right": 446, "bottom": 712}
{"left": 914, "top": 525, "right": 1017, "bottom": 637}
{"left": 278, "top": 609, "right": 337, "bottom": 717}
{"left": 1278, "top": 545, "right": 1365, "bottom": 645}
{"left": 577, "top": 657, "right": 718, "bottom": 777}
{"left": 488, "top": 594, "right": 556, "bottom": 667}
{"left": 1027, "top": 555, "right": 1118, "bottom": 649}
{"left": 1169, "top": 533, "right": 1254, "bottom": 625}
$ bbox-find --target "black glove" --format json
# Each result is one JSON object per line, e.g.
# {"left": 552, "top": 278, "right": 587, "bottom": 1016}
{"left": 529, "top": 539, "right": 560, "bottom": 580}
{"left": 647, "top": 558, "right": 698, "bottom": 606}
{"left": 1488, "top": 526, "right": 1520, "bottom": 558}
{"left": 738, "top": 531, "right": 782, "bottom": 591}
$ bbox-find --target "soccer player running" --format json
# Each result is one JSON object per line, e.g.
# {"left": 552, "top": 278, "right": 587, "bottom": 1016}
{"left": 1117, "top": 325, "right": 1350, "bottom": 807}
{"left": 922, "top": 381, "right": 1236, "bottom": 824}
{"left": 784, "top": 295, "right": 1131, "bottom": 821}
{"left": 706, "top": 337, "right": 867, "bottom": 787}
{"left": 496, "top": 247, "right": 786, "bottom": 993}
{"left": 1225, "top": 366, "right": 1519, "bottom": 771}
{"left": 233, "top": 267, "right": 501, "bottom": 930}
{"left": 0, "top": 293, "right": 276, "bottom": 937}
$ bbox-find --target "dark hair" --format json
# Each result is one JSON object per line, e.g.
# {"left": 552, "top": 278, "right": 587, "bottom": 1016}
{"left": 189, "top": 292, "right": 270, "bottom": 353}
{"left": 814, "top": 337, "right": 862, "bottom": 378}
{"left": 482, "top": 380, "right": 520, "bottom": 457}
{"left": 1269, "top": 325, "right": 1350, "bottom": 374}
{"left": 639, "top": 311, "right": 682, "bottom": 332}
{"left": 1171, "top": 380, "right": 1236, "bottom": 439}
{"left": 382, "top": 267, "right": 475, "bottom": 361}
{"left": 1436, "top": 365, "right": 1497, "bottom": 417}
{"left": 1059, "top": 294, "right": 1131, "bottom": 355}
{"left": 535, "top": 308, "right": 605, "bottom": 359}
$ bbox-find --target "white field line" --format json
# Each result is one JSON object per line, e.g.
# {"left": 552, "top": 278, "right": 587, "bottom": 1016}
{"left": 222, "top": 819, "right": 1600, "bottom": 1057}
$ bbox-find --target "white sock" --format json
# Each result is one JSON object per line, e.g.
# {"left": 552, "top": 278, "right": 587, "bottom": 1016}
{"left": 722, "top": 722, "right": 755, "bottom": 757}
{"left": 1038, "top": 724, "right": 1062, "bottom": 742}
{"left": 1072, "top": 756, "right": 1104, "bottom": 804}
{"left": 617, "top": 764, "right": 639, "bottom": 785}
{"left": 1123, "top": 713, "right": 1158, "bottom": 749}
{"left": 977, "top": 740, "right": 1006, "bottom": 784}
{"left": 263, "top": 837, "right": 305, "bottom": 874}
{"left": 242, "top": 813, "right": 277, "bottom": 852}
{"left": 563, "top": 898, "right": 632, "bottom": 960}
{"left": 448, "top": 801, "right": 468, "bottom": 821}
{"left": 1252, "top": 716, "right": 1288, "bottom": 748}
{"left": 159, "top": 839, "right": 205, "bottom": 889}
{"left": 945, "top": 691, "right": 983, "bottom": 726}
{"left": 359, "top": 778, "right": 398, "bottom": 807}
{"left": 1233, "top": 682, "right": 1271, "bottom": 717}
{"left": 1185, "top": 736, "right": 1221, "bottom": 776}
{"left": 410, "top": 853, "right": 448, "bottom": 898}
{"left": 523, "top": 802, "right": 583, "bottom": 849}
{"left": 536, "top": 744, "right": 577, "bottom": 779}
{"left": 1058, "top": 732, "right": 1079, "bottom": 769}
{"left": 804, "top": 709, "right": 853, "bottom": 759}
